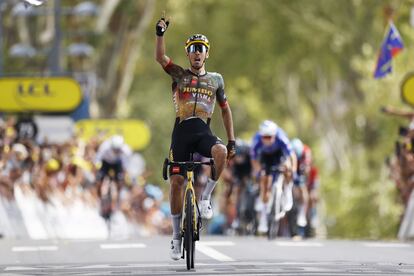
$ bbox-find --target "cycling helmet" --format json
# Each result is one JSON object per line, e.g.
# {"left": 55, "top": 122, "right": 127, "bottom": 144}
{"left": 291, "top": 138, "right": 304, "bottom": 159}
{"left": 235, "top": 138, "right": 250, "bottom": 155}
{"left": 258, "top": 120, "right": 278, "bottom": 136}
{"left": 110, "top": 135, "right": 124, "bottom": 150}
{"left": 185, "top": 34, "right": 210, "bottom": 51}
{"left": 23, "top": 0, "right": 46, "bottom": 7}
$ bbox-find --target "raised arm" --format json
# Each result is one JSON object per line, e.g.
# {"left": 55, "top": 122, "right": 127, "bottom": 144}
{"left": 381, "top": 106, "right": 414, "bottom": 119}
{"left": 155, "top": 14, "right": 171, "bottom": 67}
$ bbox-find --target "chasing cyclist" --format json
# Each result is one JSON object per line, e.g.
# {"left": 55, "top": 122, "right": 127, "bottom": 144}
{"left": 222, "top": 139, "right": 254, "bottom": 233}
{"left": 155, "top": 14, "right": 236, "bottom": 260}
{"left": 95, "top": 135, "right": 132, "bottom": 209}
{"left": 290, "top": 138, "right": 311, "bottom": 237}
{"left": 251, "top": 120, "right": 297, "bottom": 234}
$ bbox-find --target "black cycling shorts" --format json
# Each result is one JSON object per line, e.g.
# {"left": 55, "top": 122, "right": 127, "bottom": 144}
{"left": 96, "top": 160, "right": 123, "bottom": 182}
{"left": 260, "top": 150, "right": 284, "bottom": 176}
{"left": 169, "top": 117, "right": 223, "bottom": 177}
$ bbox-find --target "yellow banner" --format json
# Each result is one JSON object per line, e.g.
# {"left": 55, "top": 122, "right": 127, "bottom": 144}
{"left": 401, "top": 73, "right": 414, "bottom": 108}
{"left": 75, "top": 119, "right": 151, "bottom": 151}
{"left": 0, "top": 77, "right": 82, "bottom": 112}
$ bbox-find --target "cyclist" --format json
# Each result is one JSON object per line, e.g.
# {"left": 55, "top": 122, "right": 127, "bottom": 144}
{"left": 290, "top": 138, "right": 311, "bottom": 236}
{"left": 222, "top": 139, "right": 254, "bottom": 233}
{"left": 155, "top": 15, "right": 236, "bottom": 260}
{"left": 306, "top": 164, "right": 320, "bottom": 237}
{"left": 251, "top": 120, "right": 297, "bottom": 234}
{"left": 95, "top": 135, "right": 132, "bottom": 202}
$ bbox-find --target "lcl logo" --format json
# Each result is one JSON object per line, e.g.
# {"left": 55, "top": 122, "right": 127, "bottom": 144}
{"left": 17, "top": 82, "right": 55, "bottom": 97}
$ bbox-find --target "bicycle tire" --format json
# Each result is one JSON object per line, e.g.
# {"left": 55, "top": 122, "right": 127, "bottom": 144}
{"left": 185, "top": 191, "right": 194, "bottom": 270}
{"left": 267, "top": 187, "right": 279, "bottom": 240}
{"left": 162, "top": 158, "right": 169, "bottom": 180}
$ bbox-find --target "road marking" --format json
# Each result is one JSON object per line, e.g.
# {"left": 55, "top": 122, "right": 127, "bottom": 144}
{"left": 4, "top": 263, "right": 213, "bottom": 271}
{"left": 12, "top": 246, "right": 58, "bottom": 252}
{"left": 4, "top": 260, "right": 410, "bottom": 272}
{"left": 197, "top": 241, "right": 234, "bottom": 262}
{"left": 362, "top": 242, "right": 411, "bottom": 248}
{"left": 100, "top": 243, "right": 146, "bottom": 249}
{"left": 199, "top": 241, "right": 235, "bottom": 247}
{"left": 275, "top": 241, "right": 324, "bottom": 247}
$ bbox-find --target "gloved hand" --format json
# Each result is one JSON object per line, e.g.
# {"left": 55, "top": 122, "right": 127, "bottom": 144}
{"left": 293, "top": 172, "right": 302, "bottom": 185}
{"left": 226, "top": 140, "right": 236, "bottom": 160}
{"left": 156, "top": 16, "right": 169, "bottom": 36}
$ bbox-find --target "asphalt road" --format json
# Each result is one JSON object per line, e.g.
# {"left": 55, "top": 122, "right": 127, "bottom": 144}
{"left": 0, "top": 236, "right": 413, "bottom": 275}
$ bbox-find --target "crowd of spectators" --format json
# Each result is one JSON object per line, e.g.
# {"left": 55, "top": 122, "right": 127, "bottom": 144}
{"left": 0, "top": 115, "right": 172, "bottom": 237}
{"left": 383, "top": 106, "right": 414, "bottom": 207}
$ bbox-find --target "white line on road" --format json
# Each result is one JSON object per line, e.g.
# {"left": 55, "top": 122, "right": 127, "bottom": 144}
{"left": 12, "top": 246, "right": 58, "bottom": 252}
{"left": 5, "top": 260, "right": 407, "bottom": 272}
{"left": 362, "top": 242, "right": 411, "bottom": 248}
{"left": 4, "top": 263, "right": 212, "bottom": 271}
{"left": 199, "top": 241, "right": 235, "bottom": 247}
{"left": 275, "top": 241, "right": 324, "bottom": 247}
{"left": 196, "top": 241, "right": 235, "bottom": 262}
{"left": 100, "top": 243, "right": 146, "bottom": 249}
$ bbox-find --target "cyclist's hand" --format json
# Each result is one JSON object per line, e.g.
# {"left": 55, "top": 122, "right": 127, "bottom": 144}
{"left": 282, "top": 164, "right": 293, "bottom": 180}
{"left": 293, "top": 172, "right": 301, "bottom": 185}
{"left": 380, "top": 106, "right": 390, "bottom": 114}
{"left": 156, "top": 11, "right": 170, "bottom": 36}
{"left": 226, "top": 140, "right": 236, "bottom": 160}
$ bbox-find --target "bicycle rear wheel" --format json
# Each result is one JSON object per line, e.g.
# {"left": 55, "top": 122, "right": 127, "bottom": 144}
{"left": 185, "top": 191, "right": 195, "bottom": 270}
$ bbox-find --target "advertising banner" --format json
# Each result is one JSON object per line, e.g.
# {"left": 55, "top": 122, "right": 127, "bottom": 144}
{"left": 75, "top": 119, "right": 151, "bottom": 151}
{"left": 401, "top": 73, "right": 414, "bottom": 108}
{"left": 0, "top": 77, "right": 82, "bottom": 112}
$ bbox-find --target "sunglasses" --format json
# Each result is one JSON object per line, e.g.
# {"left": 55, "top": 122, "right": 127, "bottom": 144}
{"left": 187, "top": 44, "right": 208, "bottom": 53}
{"left": 261, "top": 135, "right": 274, "bottom": 140}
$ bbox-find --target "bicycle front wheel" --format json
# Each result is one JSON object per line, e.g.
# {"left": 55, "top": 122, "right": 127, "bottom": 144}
{"left": 185, "top": 191, "right": 195, "bottom": 270}
{"left": 267, "top": 189, "right": 279, "bottom": 240}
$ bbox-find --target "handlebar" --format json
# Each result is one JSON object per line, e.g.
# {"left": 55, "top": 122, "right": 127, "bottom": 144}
{"left": 269, "top": 165, "right": 290, "bottom": 173}
{"left": 162, "top": 158, "right": 216, "bottom": 180}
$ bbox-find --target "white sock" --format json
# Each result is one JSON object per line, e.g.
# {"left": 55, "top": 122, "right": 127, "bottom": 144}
{"left": 172, "top": 214, "right": 182, "bottom": 240}
{"left": 261, "top": 204, "right": 267, "bottom": 222}
{"left": 201, "top": 178, "right": 216, "bottom": 201}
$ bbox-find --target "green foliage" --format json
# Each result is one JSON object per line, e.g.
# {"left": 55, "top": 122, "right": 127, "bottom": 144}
{"left": 126, "top": 0, "right": 413, "bottom": 239}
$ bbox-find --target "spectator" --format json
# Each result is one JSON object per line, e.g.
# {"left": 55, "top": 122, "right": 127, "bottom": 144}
{"left": 0, "top": 115, "right": 170, "bottom": 236}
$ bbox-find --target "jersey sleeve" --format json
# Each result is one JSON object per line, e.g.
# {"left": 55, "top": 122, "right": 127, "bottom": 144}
{"left": 277, "top": 130, "right": 293, "bottom": 157}
{"left": 302, "top": 145, "right": 312, "bottom": 167}
{"left": 215, "top": 73, "right": 228, "bottom": 108}
{"left": 250, "top": 133, "right": 261, "bottom": 160}
{"left": 95, "top": 141, "right": 109, "bottom": 163}
{"left": 121, "top": 145, "right": 132, "bottom": 169}
{"left": 163, "top": 60, "right": 186, "bottom": 82}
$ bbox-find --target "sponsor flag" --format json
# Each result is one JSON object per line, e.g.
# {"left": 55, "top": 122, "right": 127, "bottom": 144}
{"left": 374, "top": 21, "right": 404, "bottom": 79}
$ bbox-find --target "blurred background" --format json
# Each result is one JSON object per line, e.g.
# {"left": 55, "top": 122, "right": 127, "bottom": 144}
{"left": 0, "top": 0, "right": 413, "bottom": 241}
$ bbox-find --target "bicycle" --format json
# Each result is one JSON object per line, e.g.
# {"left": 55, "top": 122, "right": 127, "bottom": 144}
{"left": 99, "top": 169, "right": 119, "bottom": 237}
{"left": 163, "top": 156, "right": 215, "bottom": 270}
{"left": 267, "top": 166, "right": 293, "bottom": 240}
